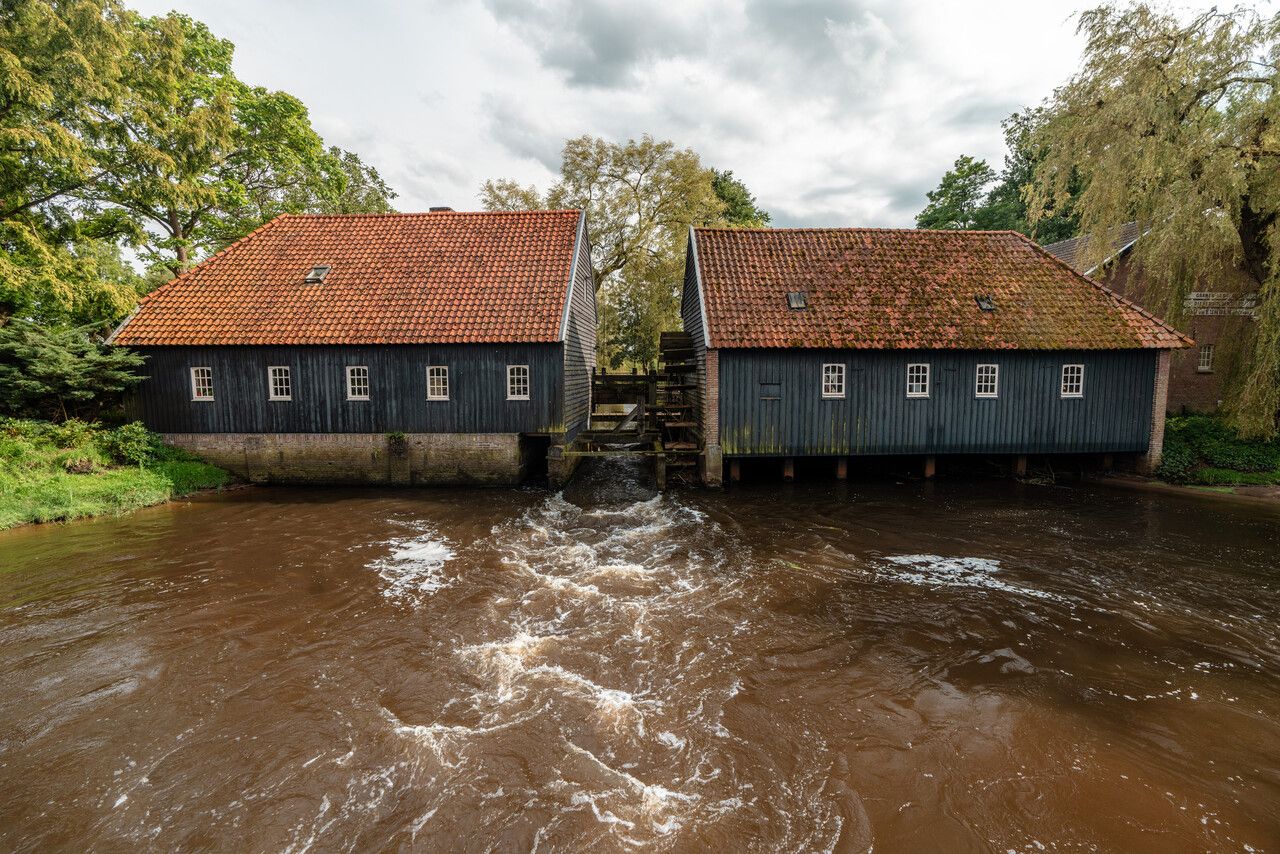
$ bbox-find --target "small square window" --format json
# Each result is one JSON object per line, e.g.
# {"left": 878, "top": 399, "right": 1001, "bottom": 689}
{"left": 346, "top": 365, "right": 370, "bottom": 400}
{"left": 1197, "top": 344, "right": 1214, "bottom": 373}
{"left": 821, "top": 363, "right": 845, "bottom": 398}
{"left": 304, "top": 265, "right": 331, "bottom": 283}
{"left": 268, "top": 366, "right": 291, "bottom": 401}
{"left": 507, "top": 365, "right": 530, "bottom": 400}
{"left": 1061, "top": 364, "right": 1084, "bottom": 398}
{"left": 427, "top": 365, "right": 449, "bottom": 400}
{"left": 190, "top": 366, "right": 214, "bottom": 401}
{"left": 975, "top": 363, "right": 998, "bottom": 398}
{"left": 787, "top": 291, "right": 808, "bottom": 310}
{"left": 906, "top": 363, "right": 930, "bottom": 398}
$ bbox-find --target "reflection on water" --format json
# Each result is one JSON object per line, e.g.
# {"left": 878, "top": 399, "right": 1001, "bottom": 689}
{"left": 0, "top": 460, "right": 1277, "bottom": 852}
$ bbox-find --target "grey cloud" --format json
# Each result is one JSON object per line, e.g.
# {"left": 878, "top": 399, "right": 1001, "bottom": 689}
{"left": 481, "top": 93, "right": 565, "bottom": 171}
{"left": 481, "top": 0, "right": 704, "bottom": 88}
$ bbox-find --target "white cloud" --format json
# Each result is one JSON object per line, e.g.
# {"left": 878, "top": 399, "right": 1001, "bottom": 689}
{"left": 127, "top": 0, "right": 1228, "bottom": 226}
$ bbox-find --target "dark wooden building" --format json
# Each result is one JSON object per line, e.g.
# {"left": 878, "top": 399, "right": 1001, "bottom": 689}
{"left": 110, "top": 210, "right": 595, "bottom": 485}
{"left": 682, "top": 226, "right": 1190, "bottom": 485}
{"left": 1044, "top": 223, "right": 1259, "bottom": 414}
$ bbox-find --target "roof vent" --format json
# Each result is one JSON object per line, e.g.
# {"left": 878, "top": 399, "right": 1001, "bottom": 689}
{"left": 304, "top": 265, "right": 332, "bottom": 284}
{"left": 429, "top": 206, "right": 454, "bottom": 212}
{"left": 975, "top": 295, "right": 996, "bottom": 311}
{"left": 787, "top": 291, "right": 808, "bottom": 310}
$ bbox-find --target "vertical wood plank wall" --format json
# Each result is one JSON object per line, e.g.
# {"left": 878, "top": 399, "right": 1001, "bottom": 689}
{"left": 130, "top": 344, "right": 563, "bottom": 434}
{"left": 718, "top": 348, "right": 1158, "bottom": 456}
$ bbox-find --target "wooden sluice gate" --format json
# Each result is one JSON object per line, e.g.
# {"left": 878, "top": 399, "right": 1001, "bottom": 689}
{"left": 567, "top": 332, "right": 702, "bottom": 490}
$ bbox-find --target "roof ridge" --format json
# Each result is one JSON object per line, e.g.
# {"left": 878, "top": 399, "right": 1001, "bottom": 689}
{"left": 136, "top": 213, "right": 294, "bottom": 306}
{"left": 693, "top": 225, "right": 1029, "bottom": 236}
{"left": 1008, "top": 230, "right": 1192, "bottom": 347}
{"left": 280, "top": 209, "right": 582, "bottom": 219}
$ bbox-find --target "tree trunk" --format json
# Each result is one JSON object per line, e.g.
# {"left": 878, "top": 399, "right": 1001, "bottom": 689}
{"left": 1238, "top": 197, "right": 1273, "bottom": 287}
{"left": 168, "top": 210, "right": 189, "bottom": 271}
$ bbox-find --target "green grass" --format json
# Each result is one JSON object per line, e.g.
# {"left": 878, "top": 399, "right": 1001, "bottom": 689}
{"left": 1156, "top": 415, "right": 1280, "bottom": 487}
{"left": 0, "top": 419, "right": 232, "bottom": 530}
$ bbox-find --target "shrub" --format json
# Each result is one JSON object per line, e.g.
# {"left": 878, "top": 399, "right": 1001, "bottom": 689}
{"left": 1159, "top": 415, "right": 1280, "bottom": 485}
{"left": 100, "top": 421, "right": 160, "bottom": 466}
{"left": 152, "top": 460, "right": 231, "bottom": 495}
{"left": 1155, "top": 438, "right": 1197, "bottom": 483}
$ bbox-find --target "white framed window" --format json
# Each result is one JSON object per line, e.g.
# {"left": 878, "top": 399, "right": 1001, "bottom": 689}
{"left": 1197, "top": 344, "right": 1214, "bottom": 373}
{"left": 975, "top": 363, "right": 999, "bottom": 398}
{"left": 1061, "top": 364, "right": 1084, "bottom": 398}
{"left": 507, "top": 365, "right": 530, "bottom": 400}
{"left": 346, "top": 365, "right": 370, "bottom": 401}
{"left": 190, "top": 366, "right": 214, "bottom": 401}
{"left": 821, "top": 363, "right": 845, "bottom": 398}
{"left": 268, "top": 366, "right": 291, "bottom": 401}
{"left": 906, "top": 363, "right": 930, "bottom": 398}
{"left": 427, "top": 365, "right": 449, "bottom": 400}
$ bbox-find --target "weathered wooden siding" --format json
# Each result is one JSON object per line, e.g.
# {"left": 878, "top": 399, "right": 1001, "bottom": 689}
{"left": 131, "top": 344, "right": 562, "bottom": 434}
{"left": 719, "top": 348, "right": 1157, "bottom": 456}
{"left": 680, "top": 237, "right": 709, "bottom": 434}
{"left": 561, "top": 214, "right": 596, "bottom": 442}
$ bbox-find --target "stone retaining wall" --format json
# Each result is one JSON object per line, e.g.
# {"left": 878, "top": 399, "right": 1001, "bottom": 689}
{"left": 164, "top": 432, "right": 528, "bottom": 486}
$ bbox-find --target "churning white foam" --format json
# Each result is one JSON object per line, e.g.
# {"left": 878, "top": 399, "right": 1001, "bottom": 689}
{"left": 368, "top": 531, "right": 455, "bottom": 604}
{"left": 880, "top": 554, "right": 1064, "bottom": 602}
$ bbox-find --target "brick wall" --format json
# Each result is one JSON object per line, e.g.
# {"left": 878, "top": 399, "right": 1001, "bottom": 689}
{"left": 1138, "top": 350, "right": 1171, "bottom": 474}
{"left": 164, "top": 432, "right": 527, "bottom": 486}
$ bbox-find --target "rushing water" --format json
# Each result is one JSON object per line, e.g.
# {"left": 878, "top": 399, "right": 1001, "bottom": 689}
{"left": 0, "top": 461, "right": 1278, "bottom": 852}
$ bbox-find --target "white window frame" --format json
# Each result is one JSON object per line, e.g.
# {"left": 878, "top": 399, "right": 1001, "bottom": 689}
{"left": 268, "top": 365, "right": 291, "bottom": 401}
{"left": 906, "top": 363, "right": 930, "bottom": 398}
{"left": 1061, "top": 364, "right": 1084, "bottom": 398}
{"left": 975, "top": 363, "right": 999, "bottom": 398}
{"left": 427, "top": 365, "right": 450, "bottom": 401}
{"left": 190, "top": 366, "right": 214, "bottom": 401}
{"left": 346, "top": 365, "right": 370, "bottom": 401}
{"left": 821, "top": 363, "right": 846, "bottom": 399}
{"left": 507, "top": 365, "right": 530, "bottom": 401}
{"left": 1197, "top": 344, "right": 1214, "bottom": 373}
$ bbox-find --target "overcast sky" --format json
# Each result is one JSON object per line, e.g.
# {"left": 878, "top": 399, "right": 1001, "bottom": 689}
{"left": 130, "top": 0, "right": 1224, "bottom": 228}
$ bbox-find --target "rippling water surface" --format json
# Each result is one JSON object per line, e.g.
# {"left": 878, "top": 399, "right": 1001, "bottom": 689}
{"left": 1, "top": 461, "right": 1277, "bottom": 851}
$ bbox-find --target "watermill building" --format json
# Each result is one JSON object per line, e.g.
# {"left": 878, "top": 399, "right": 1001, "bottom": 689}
{"left": 110, "top": 209, "right": 595, "bottom": 485}
{"left": 681, "top": 226, "right": 1191, "bottom": 485}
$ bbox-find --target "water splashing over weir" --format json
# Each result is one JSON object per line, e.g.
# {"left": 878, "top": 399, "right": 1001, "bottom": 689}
{"left": 371, "top": 457, "right": 846, "bottom": 850}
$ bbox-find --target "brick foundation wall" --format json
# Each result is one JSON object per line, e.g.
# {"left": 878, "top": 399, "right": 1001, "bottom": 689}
{"left": 702, "top": 349, "right": 723, "bottom": 486}
{"left": 1138, "top": 350, "right": 1171, "bottom": 474}
{"left": 164, "top": 432, "right": 527, "bottom": 486}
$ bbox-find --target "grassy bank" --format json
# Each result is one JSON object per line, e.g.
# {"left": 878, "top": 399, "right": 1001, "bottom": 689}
{"left": 0, "top": 419, "right": 231, "bottom": 530}
{"left": 1156, "top": 416, "right": 1280, "bottom": 486}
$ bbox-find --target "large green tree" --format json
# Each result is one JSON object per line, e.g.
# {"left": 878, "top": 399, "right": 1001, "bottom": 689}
{"left": 482, "top": 135, "right": 731, "bottom": 367}
{"left": 0, "top": 0, "right": 152, "bottom": 324}
{"left": 915, "top": 155, "right": 998, "bottom": 230}
{"left": 713, "top": 169, "right": 771, "bottom": 227}
{"left": 1028, "top": 5, "right": 1280, "bottom": 437}
{"left": 916, "top": 110, "right": 1079, "bottom": 240}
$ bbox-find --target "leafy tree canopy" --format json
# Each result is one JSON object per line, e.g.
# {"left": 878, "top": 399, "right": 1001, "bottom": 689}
{"left": 483, "top": 135, "right": 747, "bottom": 367}
{"left": 713, "top": 170, "right": 771, "bottom": 227}
{"left": 915, "top": 155, "right": 997, "bottom": 230}
{"left": 916, "top": 111, "right": 1080, "bottom": 240}
{"left": 1, "top": 0, "right": 397, "bottom": 333}
{"left": 1027, "top": 4, "right": 1280, "bottom": 437}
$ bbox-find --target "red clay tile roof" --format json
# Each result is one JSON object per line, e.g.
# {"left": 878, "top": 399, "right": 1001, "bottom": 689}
{"left": 112, "top": 210, "right": 584, "bottom": 346}
{"left": 691, "top": 227, "right": 1190, "bottom": 350}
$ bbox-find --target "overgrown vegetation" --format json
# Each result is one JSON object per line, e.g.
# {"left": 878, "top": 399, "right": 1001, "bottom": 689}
{"left": 482, "top": 135, "right": 771, "bottom": 368}
{"left": 1155, "top": 416, "right": 1280, "bottom": 486}
{"left": 0, "top": 418, "right": 230, "bottom": 529}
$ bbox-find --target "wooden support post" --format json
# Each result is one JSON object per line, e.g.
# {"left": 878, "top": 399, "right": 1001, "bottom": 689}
{"left": 729, "top": 459, "right": 741, "bottom": 482}
{"left": 654, "top": 439, "right": 666, "bottom": 492}
{"left": 923, "top": 455, "right": 936, "bottom": 479}
{"left": 782, "top": 457, "right": 795, "bottom": 481}
{"left": 1102, "top": 453, "right": 1114, "bottom": 470}
{"left": 1013, "top": 454, "right": 1028, "bottom": 477}
{"left": 836, "top": 457, "right": 848, "bottom": 480}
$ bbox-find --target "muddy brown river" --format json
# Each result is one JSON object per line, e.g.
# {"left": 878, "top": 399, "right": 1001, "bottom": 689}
{"left": 0, "top": 462, "right": 1277, "bottom": 852}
